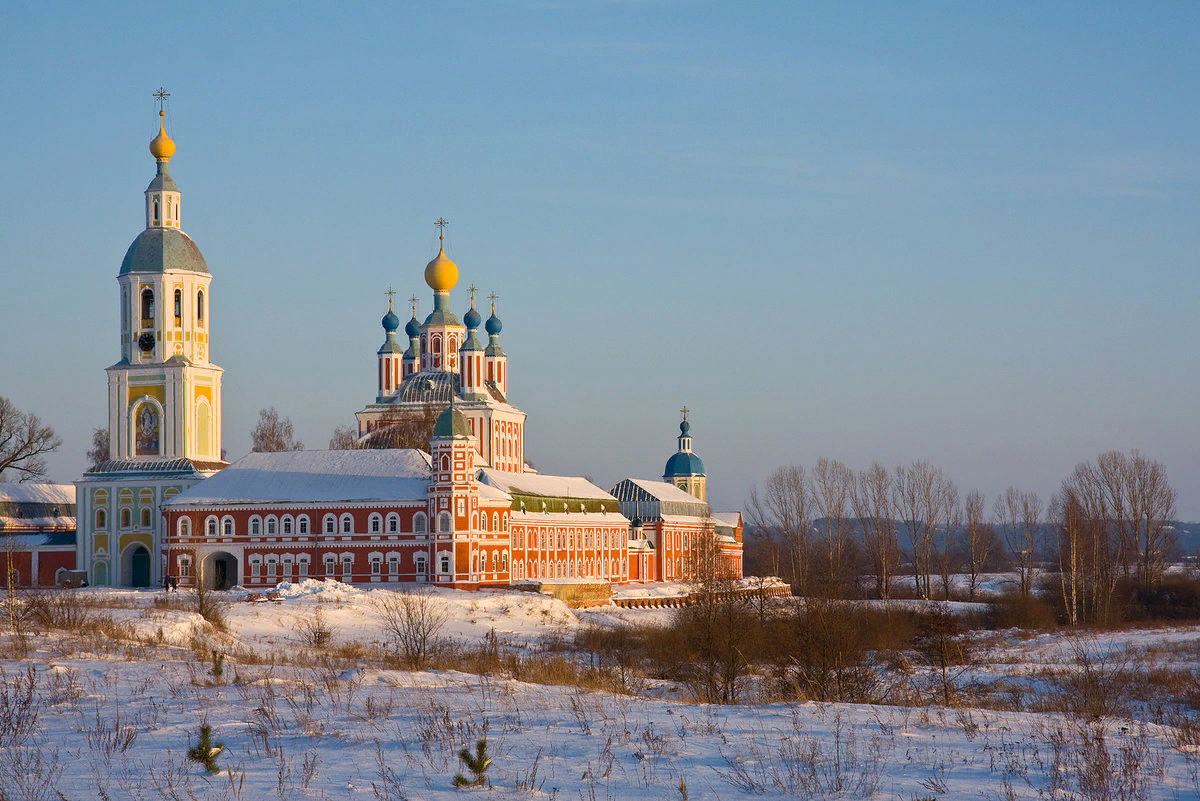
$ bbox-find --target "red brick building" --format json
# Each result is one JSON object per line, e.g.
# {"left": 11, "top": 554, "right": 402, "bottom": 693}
{"left": 1, "top": 483, "right": 78, "bottom": 587}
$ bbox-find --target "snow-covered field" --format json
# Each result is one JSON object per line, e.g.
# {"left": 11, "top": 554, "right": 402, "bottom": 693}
{"left": 4, "top": 582, "right": 1200, "bottom": 799}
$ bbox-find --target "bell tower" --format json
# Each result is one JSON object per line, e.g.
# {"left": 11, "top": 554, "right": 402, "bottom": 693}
{"left": 77, "top": 89, "right": 226, "bottom": 590}
{"left": 107, "top": 91, "right": 224, "bottom": 463}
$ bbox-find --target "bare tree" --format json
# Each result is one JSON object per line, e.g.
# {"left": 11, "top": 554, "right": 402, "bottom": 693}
{"left": 994, "top": 487, "right": 1037, "bottom": 598}
{"left": 745, "top": 466, "right": 812, "bottom": 595}
{"left": 851, "top": 462, "right": 898, "bottom": 600}
{"left": 375, "top": 587, "right": 449, "bottom": 668}
{"left": 250, "top": 407, "right": 303, "bottom": 452}
{"left": 937, "top": 480, "right": 962, "bottom": 600}
{"left": 358, "top": 405, "right": 440, "bottom": 451}
{"left": 893, "top": 461, "right": 945, "bottom": 599}
{"left": 681, "top": 525, "right": 753, "bottom": 703}
{"left": 812, "top": 457, "right": 855, "bottom": 596}
{"left": 85, "top": 426, "right": 110, "bottom": 469}
{"left": 1124, "top": 450, "right": 1177, "bottom": 585}
{"left": 328, "top": 425, "right": 359, "bottom": 450}
{"left": 962, "top": 490, "right": 991, "bottom": 601}
{"left": 0, "top": 397, "right": 61, "bottom": 482}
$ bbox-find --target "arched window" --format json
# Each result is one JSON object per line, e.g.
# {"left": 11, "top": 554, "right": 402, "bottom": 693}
{"left": 370, "top": 513, "right": 382, "bottom": 534}
{"left": 441, "top": 454, "right": 450, "bottom": 472}
{"left": 413, "top": 513, "right": 428, "bottom": 534}
{"left": 341, "top": 514, "right": 353, "bottom": 534}
{"left": 141, "top": 288, "right": 154, "bottom": 321}
{"left": 178, "top": 518, "right": 189, "bottom": 537}
{"left": 96, "top": 509, "right": 107, "bottom": 529}
{"left": 298, "top": 516, "right": 309, "bottom": 534}
{"left": 197, "top": 290, "right": 205, "bottom": 322}
{"left": 141, "top": 508, "right": 151, "bottom": 528}
{"left": 438, "top": 512, "right": 451, "bottom": 533}
{"left": 174, "top": 289, "right": 181, "bottom": 319}
{"left": 120, "top": 508, "right": 131, "bottom": 528}
{"left": 266, "top": 516, "right": 277, "bottom": 535}
{"left": 152, "top": 199, "right": 159, "bottom": 225}
{"left": 386, "top": 513, "right": 399, "bottom": 533}
{"left": 206, "top": 517, "right": 217, "bottom": 537}
{"left": 250, "top": 516, "right": 261, "bottom": 536}
{"left": 492, "top": 513, "right": 499, "bottom": 532}
{"left": 222, "top": 517, "right": 234, "bottom": 537}
{"left": 282, "top": 516, "right": 293, "bottom": 535}
{"left": 324, "top": 514, "right": 336, "bottom": 534}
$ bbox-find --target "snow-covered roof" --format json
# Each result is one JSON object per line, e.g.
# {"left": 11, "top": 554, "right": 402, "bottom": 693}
{"left": 0, "top": 483, "right": 74, "bottom": 505}
{"left": 509, "top": 509, "right": 630, "bottom": 525}
{"left": 619, "top": 478, "right": 705, "bottom": 505}
{"left": 478, "top": 469, "right": 616, "bottom": 501}
{"left": 712, "top": 511, "right": 741, "bottom": 529}
{"left": 165, "top": 449, "right": 434, "bottom": 507}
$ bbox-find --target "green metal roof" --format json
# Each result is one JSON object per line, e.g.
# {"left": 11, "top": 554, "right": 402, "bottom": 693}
{"left": 119, "top": 228, "right": 208, "bottom": 275}
{"left": 432, "top": 403, "right": 471, "bottom": 439}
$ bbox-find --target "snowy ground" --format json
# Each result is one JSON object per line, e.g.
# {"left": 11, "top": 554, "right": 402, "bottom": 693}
{"left": 4, "top": 582, "right": 1200, "bottom": 799}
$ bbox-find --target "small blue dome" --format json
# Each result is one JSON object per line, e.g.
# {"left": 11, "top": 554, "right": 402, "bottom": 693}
{"left": 485, "top": 313, "right": 503, "bottom": 336}
{"left": 404, "top": 315, "right": 419, "bottom": 338}
{"left": 382, "top": 309, "right": 400, "bottom": 332}
{"left": 664, "top": 451, "right": 706, "bottom": 478}
{"left": 680, "top": 420, "right": 690, "bottom": 436}
{"left": 464, "top": 306, "right": 482, "bottom": 329}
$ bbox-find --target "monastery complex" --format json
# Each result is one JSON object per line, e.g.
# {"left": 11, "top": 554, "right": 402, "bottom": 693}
{"left": 65, "top": 102, "right": 742, "bottom": 595}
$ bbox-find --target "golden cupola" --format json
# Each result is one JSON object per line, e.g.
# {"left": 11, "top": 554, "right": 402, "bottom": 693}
{"left": 149, "top": 110, "right": 175, "bottom": 161}
{"left": 424, "top": 225, "right": 458, "bottom": 292}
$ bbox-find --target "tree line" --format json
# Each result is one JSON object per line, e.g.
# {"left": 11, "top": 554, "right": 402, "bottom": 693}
{"left": 745, "top": 449, "right": 1178, "bottom": 624}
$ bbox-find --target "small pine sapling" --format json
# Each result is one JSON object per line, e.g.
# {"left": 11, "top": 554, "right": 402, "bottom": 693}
{"left": 452, "top": 738, "right": 492, "bottom": 789}
{"left": 186, "top": 723, "right": 225, "bottom": 773}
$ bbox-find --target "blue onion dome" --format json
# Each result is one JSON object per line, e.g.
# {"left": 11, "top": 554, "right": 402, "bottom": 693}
{"left": 665, "top": 451, "right": 706, "bottom": 477}
{"left": 485, "top": 312, "right": 503, "bottom": 336}
{"left": 680, "top": 420, "right": 690, "bottom": 436}
{"left": 404, "top": 314, "right": 420, "bottom": 339}
{"left": 464, "top": 305, "right": 482, "bottom": 330}
{"left": 382, "top": 308, "right": 400, "bottom": 332}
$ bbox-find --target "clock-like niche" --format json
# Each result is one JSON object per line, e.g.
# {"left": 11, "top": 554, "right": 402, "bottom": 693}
{"left": 138, "top": 332, "right": 155, "bottom": 353}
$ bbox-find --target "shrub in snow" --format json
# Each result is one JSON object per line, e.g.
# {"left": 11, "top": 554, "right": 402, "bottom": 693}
{"left": 186, "top": 722, "right": 225, "bottom": 773}
{"left": 452, "top": 738, "right": 491, "bottom": 788}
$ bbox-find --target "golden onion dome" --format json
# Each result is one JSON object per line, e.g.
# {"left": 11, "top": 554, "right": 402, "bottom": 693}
{"left": 424, "top": 246, "right": 459, "bottom": 292}
{"left": 149, "top": 112, "right": 175, "bottom": 161}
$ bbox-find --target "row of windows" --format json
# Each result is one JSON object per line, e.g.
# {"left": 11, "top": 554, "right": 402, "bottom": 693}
{"left": 179, "top": 511, "right": 464, "bottom": 538}
{"left": 137, "top": 288, "right": 204, "bottom": 324}
{"left": 514, "top": 528, "right": 627, "bottom": 551}
{"left": 513, "top": 558, "right": 626, "bottom": 580}
{"left": 95, "top": 508, "right": 153, "bottom": 530}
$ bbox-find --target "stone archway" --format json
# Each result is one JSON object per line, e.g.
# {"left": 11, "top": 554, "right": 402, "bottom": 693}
{"left": 203, "top": 551, "right": 239, "bottom": 590}
{"left": 121, "top": 544, "right": 152, "bottom": 587}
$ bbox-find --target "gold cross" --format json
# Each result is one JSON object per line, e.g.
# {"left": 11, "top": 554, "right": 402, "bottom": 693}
{"left": 680, "top": 405, "right": 690, "bottom": 422}
{"left": 488, "top": 292, "right": 499, "bottom": 314}
{"left": 434, "top": 217, "right": 449, "bottom": 246}
{"left": 385, "top": 286, "right": 396, "bottom": 310}
{"left": 467, "top": 284, "right": 478, "bottom": 306}
{"left": 153, "top": 87, "right": 170, "bottom": 114}
{"left": 408, "top": 294, "right": 419, "bottom": 316}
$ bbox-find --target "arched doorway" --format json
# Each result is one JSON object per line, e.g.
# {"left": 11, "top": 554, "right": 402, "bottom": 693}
{"left": 203, "top": 551, "right": 239, "bottom": 590}
{"left": 128, "top": 546, "right": 151, "bottom": 587}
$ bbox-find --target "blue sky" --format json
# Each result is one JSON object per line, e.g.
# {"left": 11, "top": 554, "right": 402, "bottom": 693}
{"left": 2, "top": 1, "right": 1197, "bottom": 520}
